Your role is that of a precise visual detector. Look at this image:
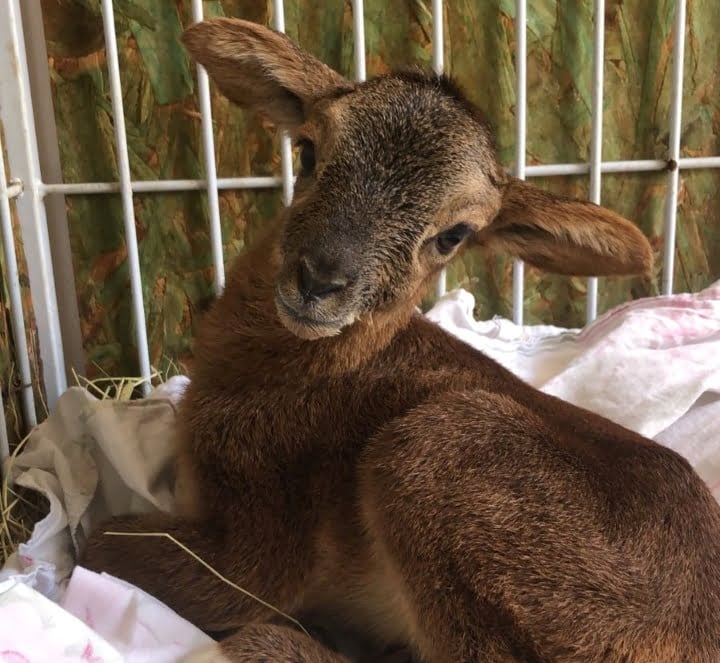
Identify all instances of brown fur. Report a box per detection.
[82,18,720,663]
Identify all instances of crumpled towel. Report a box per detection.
[0,378,190,600]
[0,577,123,662]
[0,377,211,662]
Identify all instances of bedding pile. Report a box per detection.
[2,281,719,661]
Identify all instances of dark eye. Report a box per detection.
[435,223,472,256]
[297,139,316,176]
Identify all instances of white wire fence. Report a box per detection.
[0,0,716,449]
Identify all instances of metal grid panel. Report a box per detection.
[0,0,714,441]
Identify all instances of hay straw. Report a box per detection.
[0,428,34,563]
[72,366,161,401]
[70,357,183,402]
[104,531,309,636]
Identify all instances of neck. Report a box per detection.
[192,222,418,382]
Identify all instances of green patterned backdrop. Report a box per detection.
[1,0,719,436]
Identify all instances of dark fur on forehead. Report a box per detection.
[394,69,492,130]
[349,68,494,135]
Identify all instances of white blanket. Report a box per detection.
[2,281,720,661]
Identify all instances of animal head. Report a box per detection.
[183,19,653,340]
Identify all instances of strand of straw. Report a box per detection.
[104,531,309,636]
[1,430,32,561]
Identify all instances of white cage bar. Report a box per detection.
[512,0,527,326]
[586,0,606,324]
[352,0,367,83]
[191,0,225,293]
[0,122,35,430]
[28,155,720,200]
[432,0,447,298]
[663,0,687,296]
[0,0,717,446]
[28,154,720,200]
[100,0,152,396]
[272,0,296,207]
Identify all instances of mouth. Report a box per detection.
[274,292,346,340]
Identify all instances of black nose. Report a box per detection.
[298,255,348,303]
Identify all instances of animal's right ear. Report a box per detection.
[182,18,352,131]
[477,177,654,277]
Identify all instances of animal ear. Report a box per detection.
[477,178,653,276]
[182,18,351,130]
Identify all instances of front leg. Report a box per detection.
[81,513,305,633]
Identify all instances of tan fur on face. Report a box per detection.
[294,97,353,182]
[429,175,505,237]
[78,18,720,663]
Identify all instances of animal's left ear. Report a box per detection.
[182,18,351,131]
[476,177,653,276]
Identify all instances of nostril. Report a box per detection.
[312,279,347,298]
[297,257,348,302]
[298,259,314,297]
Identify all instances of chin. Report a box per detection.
[274,296,350,340]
